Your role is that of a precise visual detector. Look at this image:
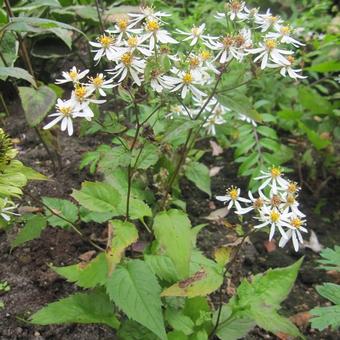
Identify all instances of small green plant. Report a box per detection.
[310,246,340,331]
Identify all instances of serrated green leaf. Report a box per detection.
[145,255,179,282]
[316,283,340,305]
[106,220,138,275]
[165,308,195,335]
[106,259,166,340]
[310,304,340,331]
[185,162,211,196]
[72,181,121,213]
[19,86,57,127]
[318,246,340,271]
[0,67,36,87]
[257,126,278,139]
[11,215,47,249]
[30,290,119,328]
[118,320,159,340]
[42,197,78,228]
[53,253,108,288]
[131,143,160,170]
[153,210,193,279]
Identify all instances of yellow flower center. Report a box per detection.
[90,75,104,87]
[68,70,78,81]
[59,106,72,117]
[280,26,291,35]
[222,36,234,47]
[270,210,280,223]
[291,217,302,229]
[287,55,295,64]
[228,187,239,200]
[182,72,193,84]
[234,35,245,47]
[253,198,263,209]
[271,195,281,207]
[98,35,114,48]
[74,85,87,101]
[269,15,278,23]
[200,50,211,61]
[146,20,160,32]
[265,39,277,50]
[118,18,128,31]
[121,52,133,66]
[189,57,200,69]
[287,181,298,193]
[286,194,295,206]
[270,166,281,178]
[128,36,138,47]
[230,1,241,11]
[191,26,200,36]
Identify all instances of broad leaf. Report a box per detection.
[310,305,340,331]
[153,210,193,279]
[19,86,57,127]
[11,215,47,249]
[0,67,36,87]
[118,320,159,340]
[145,255,179,282]
[72,181,121,213]
[53,253,108,288]
[131,143,160,170]
[106,259,166,340]
[30,290,119,328]
[165,308,195,335]
[106,220,138,275]
[42,197,78,228]
[185,162,211,196]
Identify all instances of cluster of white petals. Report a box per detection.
[43,1,306,136]
[0,197,19,222]
[216,167,307,252]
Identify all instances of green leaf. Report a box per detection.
[307,61,340,73]
[298,86,332,115]
[106,220,138,275]
[19,86,57,127]
[30,290,119,329]
[257,126,278,139]
[53,253,108,288]
[165,308,195,335]
[0,32,18,68]
[316,283,340,305]
[153,210,193,279]
[161,266,223,298]
[185,162,211,197]
[20,165,47,181]
[118,320,159,340]
[0,67,36,87]
[131,143,160,170]
[215,306,255,340]
[72,181,121,213]
[145,255,179,282]
[11,215,47,249]
[106,259,166,340]
[318,246,340,271]
[42,197,78,228]
[310,305,340,331]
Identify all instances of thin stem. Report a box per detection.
[0,94,10,116]
[23,189,105,252]
[209,230,253,339]
[253,125,264,168]
[95,0,105,33]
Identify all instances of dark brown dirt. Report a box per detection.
[1,96,339,340]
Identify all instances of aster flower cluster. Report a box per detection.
[43,2,305,137]
[216,166,307,252]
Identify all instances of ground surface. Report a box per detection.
[0,100,339,339]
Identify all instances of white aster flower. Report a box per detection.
[279,216,308,252]
[280,192,305,218]
[247,39,293,69]
[203,115,225,135]
[107,52,145,86]
[216,186,251,211]
[199,50,219,74]
[255,166,289,194]
[207,35,235,64]
[176,24,209,46]
[236,190,266,214]
[143,19,178,50]
[86,74,116,96]
[256,9,283,32]
[107,17,142,43]
[128,6,171,27]
[150,71,173,93]
[43,98,80,136]
[55,66,89,84]
[89,34,119,62]
[254,206,290,240]
[166,105,188,119]
[0,198,19,222]
[238,113,257,126]
[165,70,207,100]
[215,1,247,21]
[266,25,305,47]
